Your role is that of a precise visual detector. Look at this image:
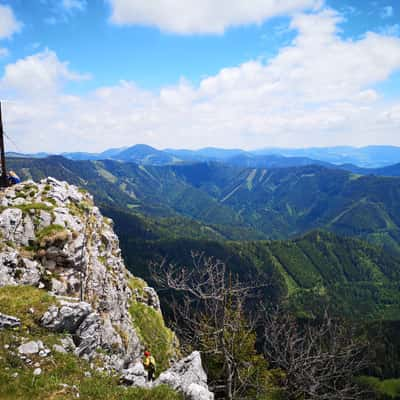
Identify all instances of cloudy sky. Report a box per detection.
[0,0,399,153]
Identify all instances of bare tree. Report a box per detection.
[262,307,371,400]
[151,251,271,400]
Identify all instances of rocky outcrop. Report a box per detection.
[41,300,92,332]
[0,312,20,329]
[155,352,214,400]
[0,178,144,370]
[0,178,213,398]
[121,351,214,400]
[121,362,148,387]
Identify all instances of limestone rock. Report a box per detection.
[53,344,67,354]
[0,179,144,369]
[143,287,161,311]
[0,178,195,388]
[186,384,214,400]
[40,301,92,332]
[18,340,44,355]
[0,251,41,287]
[60,336,76,352]
[121,362,148,387]
[74,313,101,358]
[0,312,21,329]
[155,352,214,400]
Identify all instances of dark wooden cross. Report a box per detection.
[0,101,8,188]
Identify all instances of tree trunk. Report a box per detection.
[226,360,233,400]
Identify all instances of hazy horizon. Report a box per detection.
[7,142,400,155]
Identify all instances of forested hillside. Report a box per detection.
[9,157,400,254]
[116,230,400,320]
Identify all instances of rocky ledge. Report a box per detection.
[0,178,213,400]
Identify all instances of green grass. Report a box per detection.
[129,302,178,373]
[0,285,183,400]
[36,224,68,244]
[41,196,57,207]
[15,203,54,214]
[128,277,147,298]
[0,338,182,400]
[0,286,56,331]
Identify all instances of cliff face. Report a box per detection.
[0,178,214,400]
[0,178,173,369]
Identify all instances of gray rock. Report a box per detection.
[0,312,21,329]
[0,251,41,287]
[33,368,42,376]
[53,344,67,354]
[18,341,41,355]
[143,287,161,311]
[60,336,76,352]
[0,178,183,378]
[38,210,52,229]
[39,348,51,357]
[74,313,101,357]
[186,384,214,400]
[155,352,214,400]
[121,362,148,387]
[41,301,92,333]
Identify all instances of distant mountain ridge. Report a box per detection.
[7,144,400,168]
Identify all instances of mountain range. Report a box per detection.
[8,156,400,255]
[7,144,400,169]
[9,155,400,319]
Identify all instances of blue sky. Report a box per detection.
[0,0,399,152]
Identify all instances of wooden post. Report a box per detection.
[0,101,8,188]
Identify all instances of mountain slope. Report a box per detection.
[120,230,400,320]
[9,157,400,253]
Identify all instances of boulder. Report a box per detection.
[0,208,35,246]
[155,352,214,400]
[74,313,101,358]
[18,340,44,355]
[41,301,92,332]
[0,251,41,287]
[0,312,21,329]
[121,362,148,387]
[186,384,215,400]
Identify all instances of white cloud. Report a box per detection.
[2,10,400,153]
[62,0,87,12]
[43,0,86,25]
[0,47,9,57]
[0,4,22,39]
[108,0,322,34]
[1,49,90,96]
[381,5,394,19]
